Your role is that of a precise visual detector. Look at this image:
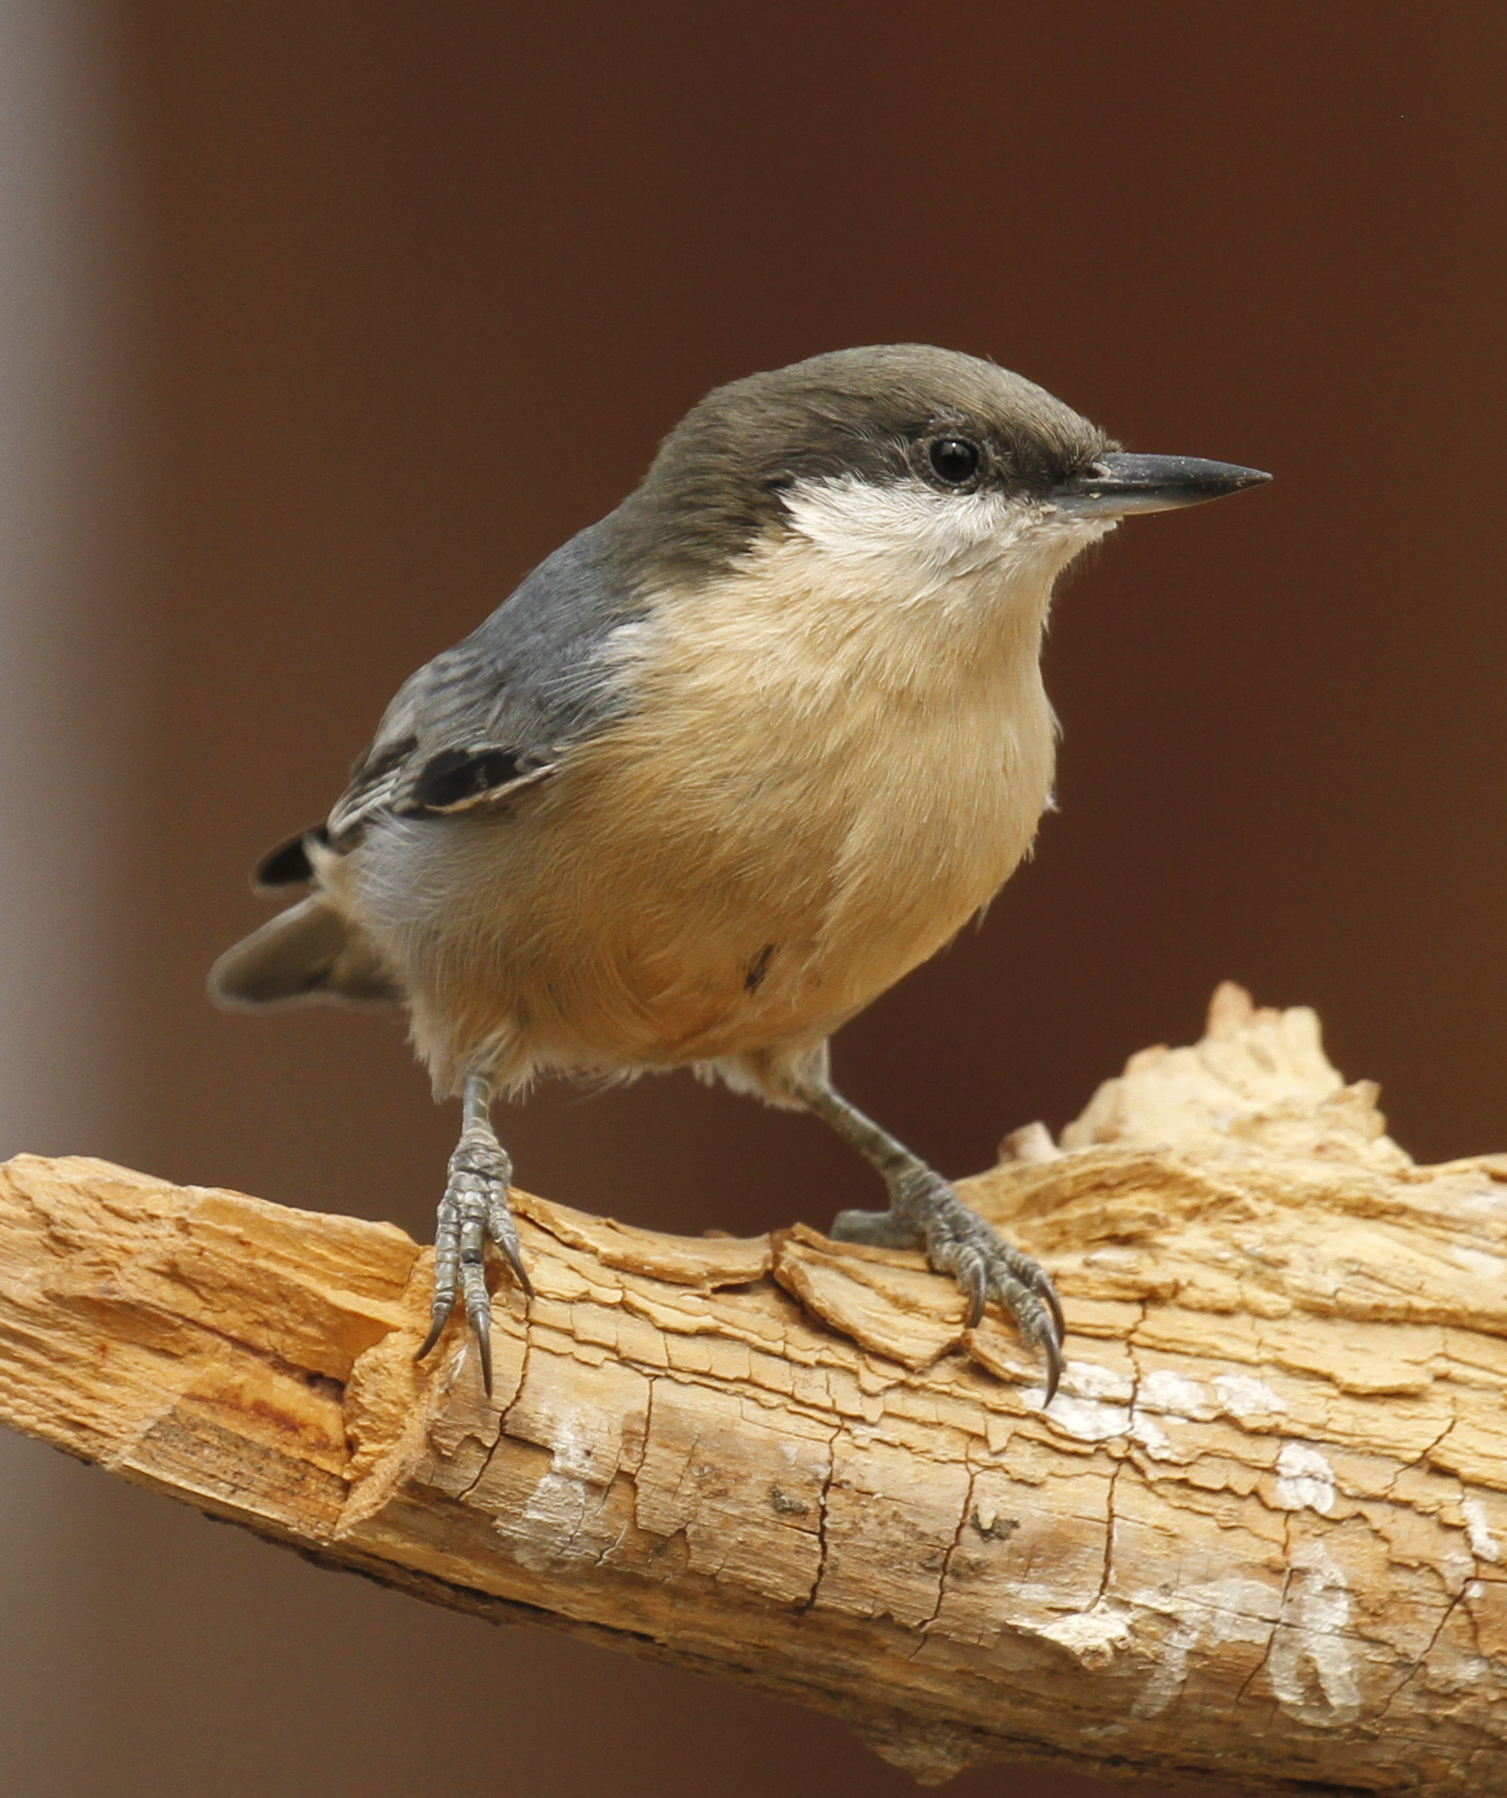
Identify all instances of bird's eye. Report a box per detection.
[927,437,981,485]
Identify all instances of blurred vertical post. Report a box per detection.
[0,0,144,1786]
[0,1,139,1153]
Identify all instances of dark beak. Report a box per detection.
[1050,452,1272,517]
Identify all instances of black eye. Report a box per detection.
[927,437,981,485]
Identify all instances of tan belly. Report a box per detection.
[404,664,1055,1083]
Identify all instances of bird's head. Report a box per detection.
[623,344,1268,606]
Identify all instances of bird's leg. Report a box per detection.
[415,1070,532,1395]
[795,1078,1064,1402]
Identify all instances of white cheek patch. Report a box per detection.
[778,472,1113,584]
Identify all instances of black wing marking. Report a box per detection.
[395,745,557,817]
[329,730,557,841]
[411,745,521,808]
[254,825,331,890]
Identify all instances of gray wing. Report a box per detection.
[325,513,647,848]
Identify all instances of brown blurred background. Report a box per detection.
[1,4,1503,1795]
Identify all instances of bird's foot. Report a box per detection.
[415,1125,533,1395]
[831,1173,1064,1402]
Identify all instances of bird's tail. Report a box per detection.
[208,896,403,1009]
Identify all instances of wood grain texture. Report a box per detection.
[1,985,1504,1793]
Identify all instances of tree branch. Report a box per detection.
[1,985,1504,1793]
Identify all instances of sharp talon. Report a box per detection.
[501,1240,535,1299]
[1036,1270,1067,1347]
[472,1318,494,1396]
[415,1312,449,1362]
[1040,1331,1063,1407]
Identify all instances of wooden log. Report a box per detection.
[1,984,1504,1793]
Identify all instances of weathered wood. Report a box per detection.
[1,984,1504,1793]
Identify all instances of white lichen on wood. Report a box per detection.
[1,984,1504,1793]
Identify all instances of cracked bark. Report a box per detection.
[2,985,1506,1795]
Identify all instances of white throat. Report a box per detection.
[627,472,1115,715]
[778,472,1116,604]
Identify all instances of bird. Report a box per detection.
[209,344,1269,1405]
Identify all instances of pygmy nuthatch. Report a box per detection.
[210,344,1269,1402]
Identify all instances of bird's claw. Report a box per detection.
[832,1174,1065,1404]
[415,1127,529,1393]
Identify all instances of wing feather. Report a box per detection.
[311,513,644,851]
